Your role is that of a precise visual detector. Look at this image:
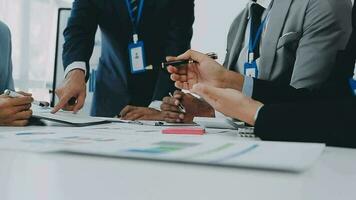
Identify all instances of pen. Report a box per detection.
[162,52,218,69]
[4,89,50,108]
[169,92,186,113]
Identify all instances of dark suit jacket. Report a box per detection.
[251,5,356,105]
[63,0,194,117]
[254,98,356,148]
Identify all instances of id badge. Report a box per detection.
[128,41,146,74]
[349,78,356,96]
[244,61,258,78]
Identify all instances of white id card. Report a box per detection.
[128,41,146,74]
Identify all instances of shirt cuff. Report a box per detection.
[254,105,264,121]
[242,76,254,97]
[64,62,87,78]
[149,100,162,111]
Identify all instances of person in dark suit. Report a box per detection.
[52,0,195,118]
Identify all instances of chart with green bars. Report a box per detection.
[127,141,199,154]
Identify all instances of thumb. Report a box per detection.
[177,50,207,63]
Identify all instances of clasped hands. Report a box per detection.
[161,50,263,125]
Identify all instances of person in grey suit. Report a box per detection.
[160,0,353,123]
[0,21,33,126]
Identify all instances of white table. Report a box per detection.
[1,125,356,200]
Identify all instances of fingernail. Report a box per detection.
[179,114,184,119]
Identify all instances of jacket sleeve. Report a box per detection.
[254,98,356,148]
[62,0,99,80]
[151,0,195,101]
[288,0,349,89]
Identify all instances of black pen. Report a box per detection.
[162,52,218,69]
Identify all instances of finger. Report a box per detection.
[174,81,185,90]
[8,96,33,106]
[73,92,86,114]
[124,113,142,121]
[17,91,32,96]
[165,111,184,119]
[176,50,208,63]
[10,110,33,121]
[62,105,75,111]
[170,74,188,82]
[163,96,180,106]
[52,95,72,114]
[173,90,184,99]
[120,106,135,117]
[8,120,29,127]
[13,104,32,113]
[166,56,177,62]
[167,66,179,74]
[160,103,180,112]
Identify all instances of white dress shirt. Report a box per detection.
[239,0,273,97]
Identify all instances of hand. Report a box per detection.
[52,69,86,114]
[120,106,164,121]
[160,90,215,123]
[191,84,264,125]
[167,50,244,91]
[0,95,33,126]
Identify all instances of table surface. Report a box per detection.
[1,125,356,200]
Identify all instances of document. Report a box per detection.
[32,107,109,126]
[63,135,324,172]
[0,126,325,172]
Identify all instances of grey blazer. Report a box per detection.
[0,21,14,93]
[224,0,352,89]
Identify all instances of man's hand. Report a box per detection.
[167,50,244,91]
[52,69,86,114]
[0,95,33,126]
[160,90,215,123]
[120,106,164,121]
[191,84,263,126]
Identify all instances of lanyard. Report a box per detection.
[125,0,145,36]
[248,12,269,63]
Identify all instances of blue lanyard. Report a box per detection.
[248,14,269,62]
[125,0,145,34]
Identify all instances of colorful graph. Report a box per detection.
[127,141,199,154]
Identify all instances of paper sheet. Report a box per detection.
[0,126,325,172]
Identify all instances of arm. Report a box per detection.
[62,0,99,81]
[53,0,98,113]
[255,98,356,148]
[288,0,347,89]
[151,0,195,101]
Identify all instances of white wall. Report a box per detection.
[192,0,249,63]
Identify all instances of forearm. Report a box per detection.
[220,70,245,91]
[254,98,356,148]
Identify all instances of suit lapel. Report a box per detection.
[227,5,249,69]
[259,0,292,78]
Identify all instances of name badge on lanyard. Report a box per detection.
[244,14,268,78]
[125,0,146,74]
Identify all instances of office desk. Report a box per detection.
[0,126,356,200]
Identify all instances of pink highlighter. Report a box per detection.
[162,127,206,135]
